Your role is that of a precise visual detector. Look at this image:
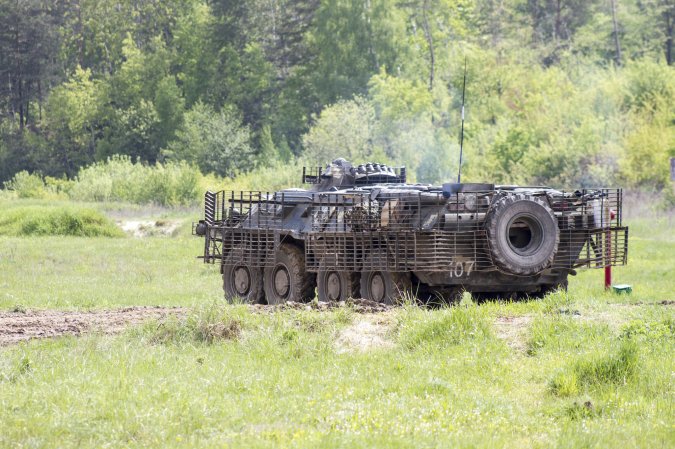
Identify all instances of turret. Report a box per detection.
[302,158,406,191]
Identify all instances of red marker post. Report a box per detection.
[604,208,616,290]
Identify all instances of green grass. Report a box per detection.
[0,199,673,448]
[0,201,124,237]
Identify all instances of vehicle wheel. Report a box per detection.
[317,268,359,302]
[222,253,264,304]
[264,244,316,304]
[486,194,559,275]
[360,270,412,305]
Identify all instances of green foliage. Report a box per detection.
[44,66,102,176]
[0,204,123,237]
[70,155,200,206]
[163,102,255,177]
[619,319,675,341]
[222,158,301,193]
[623,60,675,112]
[620,116,675,189]
[145,304,247,345]
[549,339,640,397]
[397,306,493,349]
[526,316,609,356]
[0,0,674,196]
[303,97,377,163]
[3,171,49,199]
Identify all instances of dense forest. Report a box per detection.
[0,0,673,194]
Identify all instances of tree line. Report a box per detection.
[0,0,673,191]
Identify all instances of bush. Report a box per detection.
[0,205,124,237]
[3,171,48,199]
[163,102,255,177]
[69,155,200,206]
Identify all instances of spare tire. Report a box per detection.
[486,194,559,275]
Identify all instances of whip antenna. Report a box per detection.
[457,58,467,183]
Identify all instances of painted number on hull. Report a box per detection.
[449,261,475,278]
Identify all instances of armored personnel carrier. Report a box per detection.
[194,159,628,304]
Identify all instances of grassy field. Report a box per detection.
[0,199,673,448]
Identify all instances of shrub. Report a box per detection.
[0,205,124,237]
[3,171,48,199]
[69,155,201,206]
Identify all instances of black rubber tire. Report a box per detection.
[264,244,316,304]
[486,194,559,275]
[317,268,359,302]
[222,253,265,304]
[360,269,412,305]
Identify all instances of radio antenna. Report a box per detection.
[457,57,467,184]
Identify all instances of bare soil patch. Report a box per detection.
[0,300,392,347]
[335,314,395,353]
[494,315,534,352]
[117,220,181,237]
[0,306,186,346]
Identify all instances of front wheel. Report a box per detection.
[222,252,264,304]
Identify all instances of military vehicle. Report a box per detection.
[194,159,628,304]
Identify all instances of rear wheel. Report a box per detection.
[222,253,264,304]
[360,270,412,305]
[264,244,315,304]
[317,269,359,302]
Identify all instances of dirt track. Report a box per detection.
[0,307,187,346]
[0,300,391,347]
[6,300,666,348]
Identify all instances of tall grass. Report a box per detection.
[396,305,494,350]
[0,203,123,237]
[549,339,640,397]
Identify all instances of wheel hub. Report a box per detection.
[507,214,543,256]
[273,265,291,298]
[370,273,386,302]
[326,272,341,301]
[233,266,251,295]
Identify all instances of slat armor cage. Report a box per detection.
[199,188,627,276]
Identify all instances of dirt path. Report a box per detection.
[0,307,187,346]
[5,301,667,348]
